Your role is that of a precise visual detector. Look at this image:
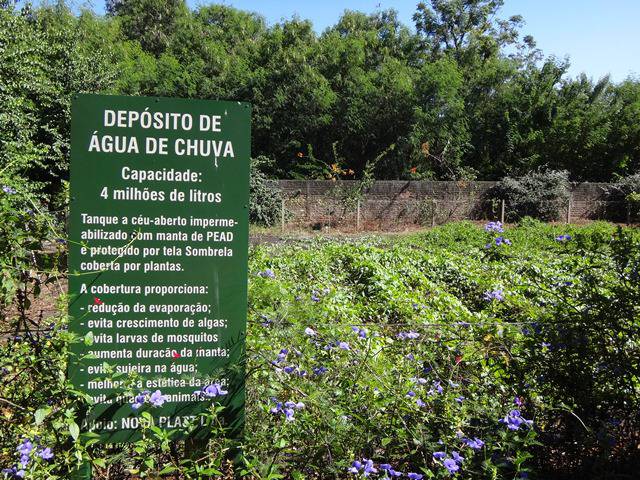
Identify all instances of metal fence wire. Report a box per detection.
[272,180,636,232]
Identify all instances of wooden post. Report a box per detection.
[627,203,631,225]
[356,198,361,232]
[500,199,505,224]
[566,197,571,224]
[305,181,310,222]
[281,197,285,233]
[431,200,437,228]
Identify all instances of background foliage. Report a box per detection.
[1,0,640,205]
[491,169,570,221]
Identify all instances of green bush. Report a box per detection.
[249,156,283,227]
[2,222,639,478]
[611,173,640,219]
[492,170,570,221]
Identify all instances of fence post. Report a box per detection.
[627,203,631,225]
[281,197,285,233]
[500,199,505,224]
[566,196,572,224]
[431,200,437,228]
[356,198,361,232]
[305,181,310,222]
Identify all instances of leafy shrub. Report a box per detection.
[610,173,640,219]
[2,222,640,479]
[612,172,640,195]
[249,156,283,226]
[0,177,61,318]
[492,169,570,221]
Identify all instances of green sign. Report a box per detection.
[68,94,250,443]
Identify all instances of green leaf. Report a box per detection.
[69,420,80,440]
[159,466,178,474]
[34,407,50,425]
[199,467,223,475]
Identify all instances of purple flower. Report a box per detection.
[398,331,420,340]
[313,366,328,375]
[555,234,571,242]
[272,348,288,364]
[484,221,504,233]
[258,268,275,278]
[407,474,423,480]
[451,451,464,464]
[304,327,316,336]
[351,326,367,338]
[2,467,25,478]
[380,463,402,478]
[433,451,446,460]
[271,399,304,421]
[483,290,504,301]
[149,390,168,407]
[463,437,484,450]
[198,383,228,398]
[311,294,320,302]
[349,458,377,476]
[455,396,465,403]
[406,390,416,397]
[338,341,350,350]
[16,440,33,457]
[493,236,512,247]
[443,458,459,474]
[499,409,533,431]
[37,447,53,460]
[2,185,16,195]
[416,398,426,407]
[362,459,377,476]
[514,396,523,406]
[259,314,271,327]
[348,459,363,474]
[131,391,148,410]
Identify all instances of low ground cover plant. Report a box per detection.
[1,221,639,479]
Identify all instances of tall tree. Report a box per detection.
[106,0,188,56]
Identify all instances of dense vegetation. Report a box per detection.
[2,0,640,208]
[2,0,640,477]
[2,221,639,478]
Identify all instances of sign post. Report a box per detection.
[67,94,250,445]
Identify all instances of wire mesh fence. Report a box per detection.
[274,180,637,232]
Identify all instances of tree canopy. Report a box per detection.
[1,0,639,201]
